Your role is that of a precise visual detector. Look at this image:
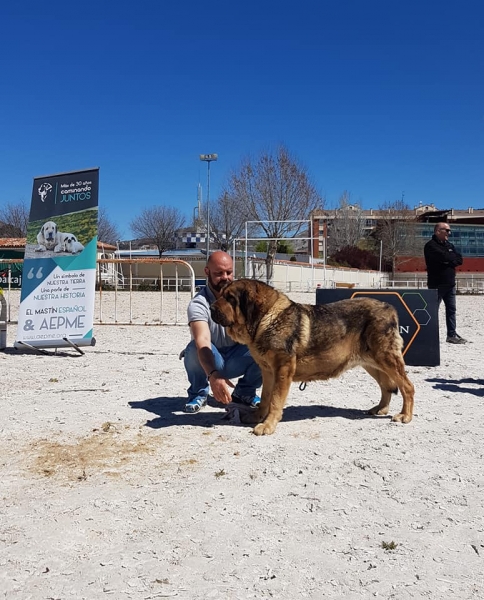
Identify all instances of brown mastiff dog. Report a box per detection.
[210,279,415,436]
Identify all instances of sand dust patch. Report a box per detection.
[27,424,159,481]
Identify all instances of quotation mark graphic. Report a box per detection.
[27,266,44,279]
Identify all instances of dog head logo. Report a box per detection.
[38,183,53,202]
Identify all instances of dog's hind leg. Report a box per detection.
[364,366,396,417]
[389,362,415,424]
[367,359,415,423]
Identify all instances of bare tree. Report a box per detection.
[209,191,248,251]
[0,200,29,237]
[129,206,185,256]
[326,191,365,257]
[374,198,419,274]
[224,145,324,281]
[98,207,121,245]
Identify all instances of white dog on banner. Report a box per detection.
[36,221,59,251]
[36,221,84,254]
[57,232,85,254]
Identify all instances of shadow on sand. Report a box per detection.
[129,396,382,430]
[426,377,484,398]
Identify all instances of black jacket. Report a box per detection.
[424,235,463,287]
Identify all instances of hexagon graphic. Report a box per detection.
[401,292,432,327]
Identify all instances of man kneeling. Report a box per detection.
[182,251,262,413]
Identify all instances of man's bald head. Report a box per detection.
[434,222,451,241]
[205,251,234,295]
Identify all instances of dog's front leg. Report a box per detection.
[253,358,295,436]
[241,369,273,426]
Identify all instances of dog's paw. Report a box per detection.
[391,412,412,424]
[253,421,277,436]
[368,404,390,416]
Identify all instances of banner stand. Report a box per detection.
[14,338,92,356]
[15,340,52,355]
[15,168,99,352]
[62,337,88,355]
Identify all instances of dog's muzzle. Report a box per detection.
[210,303,230,327]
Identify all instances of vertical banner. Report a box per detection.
[15,168,99,349]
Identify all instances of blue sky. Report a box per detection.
[1,0,483,238]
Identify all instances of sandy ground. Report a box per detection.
[1,291,483,599]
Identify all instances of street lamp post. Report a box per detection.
[199,153,218,258]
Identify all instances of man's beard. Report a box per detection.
[207,272,230,293]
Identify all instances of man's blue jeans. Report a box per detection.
[183,341,262,402]
[432,284,457,337]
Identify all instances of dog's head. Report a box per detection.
[63,234,78,251]
[210,279,276,343]
[41,221,57,243]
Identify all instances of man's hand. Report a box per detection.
[209,373,234,405]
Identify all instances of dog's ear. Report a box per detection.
[238,288,249,320]
[237,283,263,338]
[238,286,257,325]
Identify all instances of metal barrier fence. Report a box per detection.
[0,258,197,326]
[96,259,196,325]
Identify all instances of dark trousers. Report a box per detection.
[430,284,457,338]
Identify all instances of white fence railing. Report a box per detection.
[250,259,389,291]
[388,276,484,293]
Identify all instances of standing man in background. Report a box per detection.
[424,222,467,344]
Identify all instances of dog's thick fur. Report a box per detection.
[210,279,415,436]
[36,221,58,251]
